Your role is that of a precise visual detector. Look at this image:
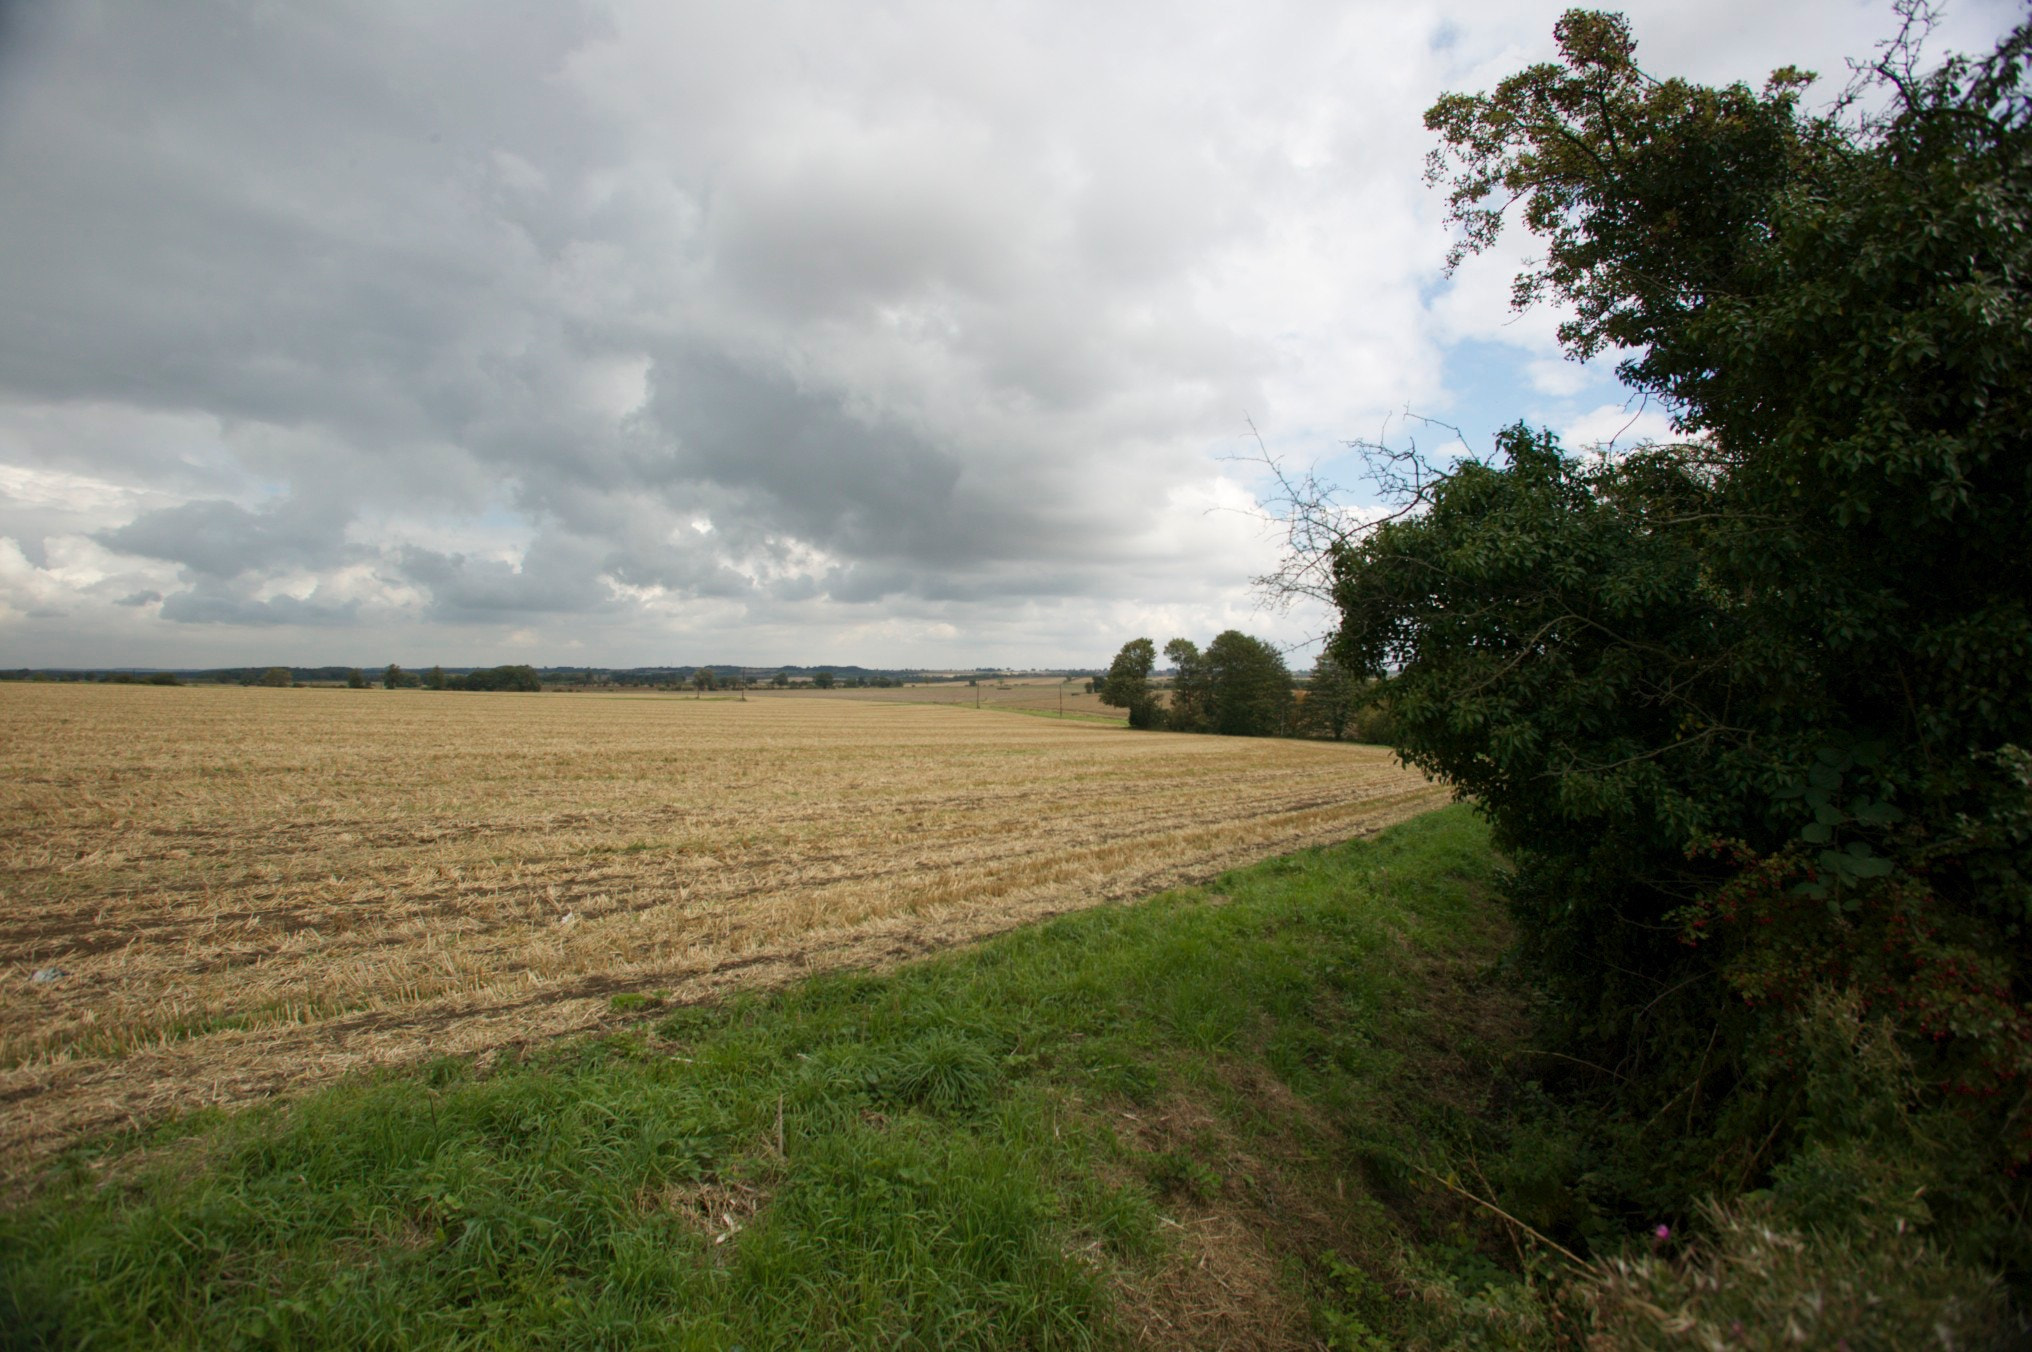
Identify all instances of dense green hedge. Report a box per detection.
[1333,8,2032,1281]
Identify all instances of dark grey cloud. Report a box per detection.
[641,346,985,563]
[95,497,353,578]
[159,589,359,627]
[0,4,608,433]
[393,537,615,622]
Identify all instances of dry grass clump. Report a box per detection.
[0,683,1438,1179]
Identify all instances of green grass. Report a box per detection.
[1,806,1541,1350]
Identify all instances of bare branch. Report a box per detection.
[1227,412,1479,626]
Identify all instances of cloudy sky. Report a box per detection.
[0,0,2018,670]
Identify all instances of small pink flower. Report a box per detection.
[1654,1224,1671,1242]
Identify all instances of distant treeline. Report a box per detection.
[381,664,542,692]
[1,663,1105,689]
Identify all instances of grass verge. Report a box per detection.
[3,805,1556,1350]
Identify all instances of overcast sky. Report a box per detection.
[0,0,2018,670]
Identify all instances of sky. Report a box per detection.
[0,0,2019,670]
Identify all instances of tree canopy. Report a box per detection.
[1199,631,1293,738]
[1295,650,1359,742]
[458,664,542,693]
[1099,638,1160,729]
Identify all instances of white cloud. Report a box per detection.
[0,0,2020,666]
[0,463,160,515]
[1559,402,1681,452]
[1527,359,1595,399]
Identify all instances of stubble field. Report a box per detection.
[0,682,1441,1184]
[773,675,1122,720]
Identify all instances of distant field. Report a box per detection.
[0,684,1438,1181]
[749,675,1123,721]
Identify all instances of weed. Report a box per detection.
[1139,1149,1221,1204]
[879,1031,1003,1115]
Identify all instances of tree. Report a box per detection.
[812,670,834,690]
[694,667,715,696]
[1296,651,1358,741]
[1202,631,1292,737]
[1317,4,2032,1260]
[461,664,541,693]
[423,665,447,691]
[1098,638,1161,729]
[382,664,404,690]
[1162,639,1208,732]
[1424,9,1828,394]
[1157,633,1290,736]
[346,668,367,689]
[261,666,292,688]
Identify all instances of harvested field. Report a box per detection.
[771,675,1125,721]
[0,682,1441,1183]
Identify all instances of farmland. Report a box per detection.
[1,682,1438,1182]
[765,674,1123,721]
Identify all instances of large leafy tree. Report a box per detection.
[1158,633,1292,736]
[1201,631,1293,738]
[1162,638,1209,732]
[1331,5,2032,1255]
[1296,650,1359,742]
[1100,638,1161,728]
